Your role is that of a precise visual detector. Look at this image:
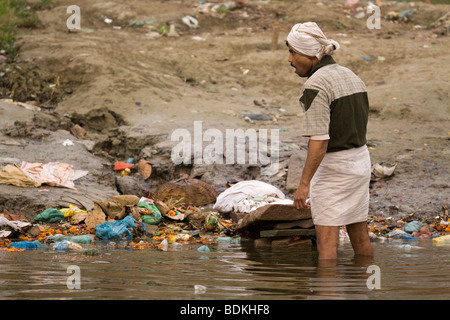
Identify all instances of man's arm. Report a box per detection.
[294,139,328,210]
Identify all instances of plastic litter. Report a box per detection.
[33,208,65,223]
[433,235,450,247]
[371,162,397,181]
[60,205,86,218]
[0,216,31,231]
[138,197,162,224]
[54,240,83,251]
[160,239,168,251]
[197,245,210,253]
[204,212,222,232]
[20,161,88,190]
[50,234,93,244]
[388,229,408,238]
[182,15,198,28]
[9,240,44,250]
[114,161,134,171]
[216,236,241,244]
[95,216,139,240]
[403,221,424,233]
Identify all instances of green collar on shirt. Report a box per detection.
[308,55,336,78]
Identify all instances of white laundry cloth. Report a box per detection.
[213,180,291,213]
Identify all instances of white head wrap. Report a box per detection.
[286,22,340,60]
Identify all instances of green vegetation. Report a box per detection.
[0,0,53,61]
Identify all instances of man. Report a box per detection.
[287,22,373,260]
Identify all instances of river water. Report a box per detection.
[1,238,449,300]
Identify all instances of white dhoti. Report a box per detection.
[310,145,371,226]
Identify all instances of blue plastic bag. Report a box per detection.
[10,240,47,250]
[95,216,138,240]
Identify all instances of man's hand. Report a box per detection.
[294,183,310,210]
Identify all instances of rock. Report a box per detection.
[143,223,159,235]
[115,175,151,197]
[254,238,272,248]
[27,225,42,237]
[271,237,293,247]
[69,210,88,224]
[167,24,179,37]
[70,124,88,139]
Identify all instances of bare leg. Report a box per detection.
[314,225,340,260]
[346,221,374,257]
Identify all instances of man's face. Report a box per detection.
[287,46,317,78]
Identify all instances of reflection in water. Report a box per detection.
[1,238,450,300]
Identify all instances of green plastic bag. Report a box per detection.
[138,201,162,225]
[204,213,223,232]
[33,208,65,223]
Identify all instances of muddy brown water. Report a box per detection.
[1,239,449,300]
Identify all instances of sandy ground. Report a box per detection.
[0,0,449,219]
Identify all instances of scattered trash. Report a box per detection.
[216,236,241,244]
[60,205,86,218]
[192,36,206,41]
[204,212,223,232]
[129,19,154,27]
[194,284,207,294]
[114,161,134,171]
[137,159,152,180]
[33,208,65,223]
[0,161,88,190]
[0,99,41,112]
[388,229,408,239]
[371,161,397,182]
[138,197,162,224]
[95,216,142,240]
[403,220,424,233]
[62,139,74,146]
[54,240,83,251]
[197,245,210,253]
[49,234,93,244]
[355,11,365,19]
[159,238,168,251]
[433,235,450,247]
[182,15,198,28]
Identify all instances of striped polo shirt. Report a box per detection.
[299,55,369,153]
